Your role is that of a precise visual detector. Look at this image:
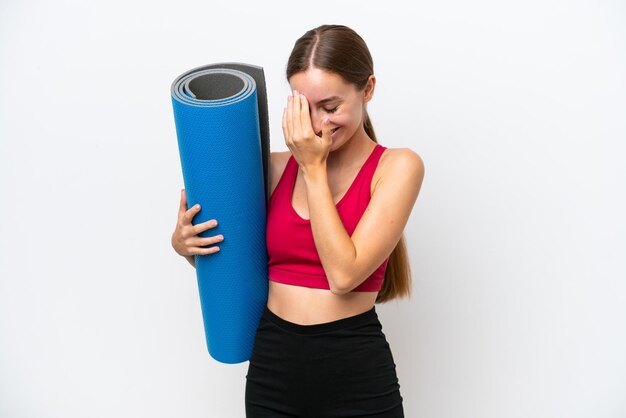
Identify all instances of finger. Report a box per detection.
[286,94,293,142]
[190,234,224,247]
[321,117,332,144]
[182,203,201,225]
[292,91,302,141]
[299,94,314,136]
[178,188,188,216]
[189,245,221,256]
[282,106,289,143]
[192,218,218,236]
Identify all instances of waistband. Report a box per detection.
[263,305,378,335]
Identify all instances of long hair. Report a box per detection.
[286,24,412,304]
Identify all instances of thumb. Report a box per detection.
[321,117,332,143]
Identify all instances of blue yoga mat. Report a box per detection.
[170,63,270,364]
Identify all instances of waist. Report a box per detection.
[267,280,378,325]
[262,304,378,334]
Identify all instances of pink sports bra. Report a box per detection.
[266,143,389,292]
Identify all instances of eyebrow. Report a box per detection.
[315,96,342,105]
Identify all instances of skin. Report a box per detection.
[172,67,425,325]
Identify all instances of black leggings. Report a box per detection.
[245,305,404,417]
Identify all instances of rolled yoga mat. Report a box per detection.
[170,63,270,364]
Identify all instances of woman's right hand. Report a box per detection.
[171,189,224,262]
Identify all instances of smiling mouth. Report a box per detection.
[318,127,340,137]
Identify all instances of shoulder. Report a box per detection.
[269,151,292,194]
[270,150,292,175]
[380,147,424,169]
[374,147,425,193]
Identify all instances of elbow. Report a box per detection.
[329,274,352,295]
[330,286,349,296]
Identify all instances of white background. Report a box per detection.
[1,0,625,417]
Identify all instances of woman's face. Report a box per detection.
[288,67,374,151]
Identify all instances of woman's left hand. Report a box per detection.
[282,90,332,171]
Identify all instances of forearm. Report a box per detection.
[185,255,196,268]
[301,163,356,294]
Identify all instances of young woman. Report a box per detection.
[172,24,425,418]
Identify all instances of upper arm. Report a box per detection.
[342,148,425,292]
[269,151,291,197]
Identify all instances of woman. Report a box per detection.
[172,24,425,418]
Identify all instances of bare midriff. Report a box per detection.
[267,280,378,325]
[266,143,387,325]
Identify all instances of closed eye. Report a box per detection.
[324,106,339,113]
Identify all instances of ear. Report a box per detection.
[363,75,376,103]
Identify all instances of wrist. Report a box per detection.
[301,162,327,183]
